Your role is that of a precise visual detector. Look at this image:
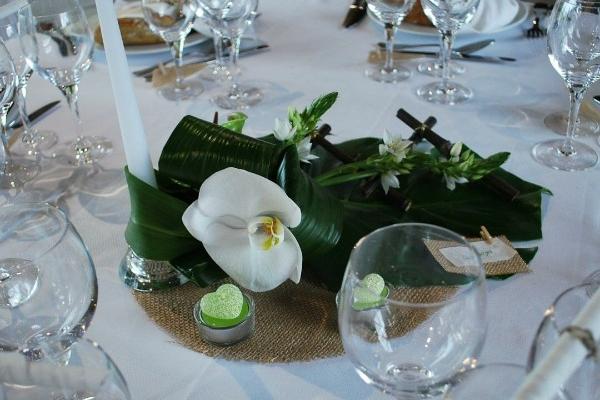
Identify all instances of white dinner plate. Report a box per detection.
[369,1,531,37]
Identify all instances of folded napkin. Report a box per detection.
[469,0,521,33]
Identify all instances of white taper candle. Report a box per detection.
[94,0,157,188]
[513,287,600,400]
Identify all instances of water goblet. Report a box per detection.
[531,0,600,171]
[366,0,416,83]
[0,0,57,153]
[0,202,97,359]
[197,0,262,110]
[416,0,480,105]
[0,336,131,400]
[142,0,204,101]
[19,0,113,167]
[338,223,486,399]
[528,283,600,400]
[0,40,39,189]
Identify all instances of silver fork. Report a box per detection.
[526,17,546,38]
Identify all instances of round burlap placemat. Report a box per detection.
[133,279,343,363]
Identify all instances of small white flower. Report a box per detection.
[443,173,469,191]
[296,137,319,164]
[449,142,463,163]
[182,168,303,292]
[380,170,400,194]
[273,118,296,142]
[379,129,413,162]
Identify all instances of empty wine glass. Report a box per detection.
[531,0,600,171]
[544,111,599,137]
[338,223,486,399]
[0,336,131,400]
[417,58,465,78]
[528,283,600,400]
[197,0,262,110]
[0,202,97,359]
[0,40,39,189]
[417,0,480,105]
[366,0,416,83]
[444,363,571,399]
[0,0,57,152]
[19,0,113,167]
[142,0,203,101]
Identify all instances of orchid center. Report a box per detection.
[248,216,285,251]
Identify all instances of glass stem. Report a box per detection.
[213,32,225,68]
[383,23,396,72]
[60,83,83,140]
[441,30,454,89]
[17,72,34,141]
[228,34,242,97]
[0,107,12,167]
[170,37,186,90]
[562,86,585,156]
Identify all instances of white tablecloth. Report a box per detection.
[5,1,600,398]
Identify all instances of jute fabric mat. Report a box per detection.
[134,279,457,363]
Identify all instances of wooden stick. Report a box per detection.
[396,109,521,201]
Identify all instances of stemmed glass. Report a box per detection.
[531,0,600,171]
[18,0,112,167]
[142,0,204,101]
[0,202,97,358]
[544,111,599,137]
[0,0,57,153]
[0,40,39,189]
[338,223,486,399]
[417,0,480,105]
[366,0,416,83]
[528,283,600,400]
[197,0,262,110]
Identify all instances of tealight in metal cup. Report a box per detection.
[193,294,255,346]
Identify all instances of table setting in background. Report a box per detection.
[1,0,600,399]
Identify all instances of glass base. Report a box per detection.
[0,258,39,308]
[52,136,113,167]
[544,111,599,137]
[417,81,473,105]
[199,63,238,83]
[159,81,204,101]
[119,248,188,292]
[417,60,465,78]
[0,158,40,189]
[365,63,411,83]
[531,139,598,171]
[212,85,263,110]
[22,129,59,151]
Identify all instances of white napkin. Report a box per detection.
[469,0,521,33]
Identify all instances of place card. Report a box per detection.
[425,236,530,276]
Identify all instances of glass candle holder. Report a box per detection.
[193,293,255,346]
[118,248,188,292]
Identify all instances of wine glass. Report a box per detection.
[528,283,600,400]
[544,111,599,137]
[366,0,416,83]
[0,336,131,400]
[417,57,465,78]
[0,40,39,189]
[0,0,57,153]
[142,0,204,101]
[0,202,97,359]
[197,0,262,110]
[444,363,571,399]
[416,0,480,105]
[531,0,600,171]
[18,0,113,167]
[338,223,486,398]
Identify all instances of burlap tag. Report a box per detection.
[134,279,459,363]
[424,236,530,276]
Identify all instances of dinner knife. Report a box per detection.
[378,39,495,54]
[342,0,367,28]
[397,50,516,63]
[8,100,61,130]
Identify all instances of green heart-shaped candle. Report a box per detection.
[353,273,389,311]
[200,284,248,328]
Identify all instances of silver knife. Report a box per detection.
[379,39,495,54]
[397,50,516,63]
[9,100,61,129]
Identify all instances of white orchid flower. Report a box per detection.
[378,129,413,162]
[273,118,296,142]
[182,167,303,292]
[380,170,400,194]
[296,137,319,164]
[449,142,463,163]
[443,173,469,191]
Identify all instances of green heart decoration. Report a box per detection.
[200,284,245,327]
